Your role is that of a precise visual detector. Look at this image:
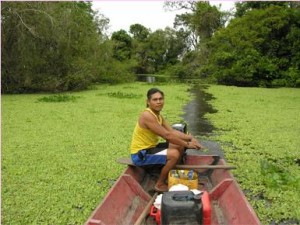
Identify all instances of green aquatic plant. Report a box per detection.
[106,91,143,99]
[37,94,81,102]
[206,85,300,224]
[2,82,190,224]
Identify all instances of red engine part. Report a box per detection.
[150,205,161,225]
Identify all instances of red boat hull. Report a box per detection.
[85,155,261,225]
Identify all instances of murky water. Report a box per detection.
[182,85,225,158]
[136,75,156,83]
[182,85,217,136]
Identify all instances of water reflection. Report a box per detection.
[136,74,170,83]
[136,75,156,83]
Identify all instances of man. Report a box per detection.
[130,88,203,192]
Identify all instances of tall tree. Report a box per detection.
[129,24,150,74]
[192,2,227,41]
[165,1,228,48]
[135,27,188,73]
[111,29,132,61]
[127,24,188,74]
[235,1,291,17]
[129,23,150,41]
[1,1,112,93]
[200,5,300,87]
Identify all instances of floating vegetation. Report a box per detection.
[2,83,188,225]
[260,159,300,189]
[37,94,81,102]
[206,85,300,224]
[106,91,142,99]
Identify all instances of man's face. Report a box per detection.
[147,92,164,112]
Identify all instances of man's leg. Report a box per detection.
[155,144,185,192]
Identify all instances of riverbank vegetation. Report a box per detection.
[2,1,300,93]
[206,85,300,224]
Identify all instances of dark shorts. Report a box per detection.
[131,142,168,166]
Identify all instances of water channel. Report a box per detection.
[181,85,225,158]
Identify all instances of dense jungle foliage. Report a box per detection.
[1,1,300,93]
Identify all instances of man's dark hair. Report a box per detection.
[147,88,164,100]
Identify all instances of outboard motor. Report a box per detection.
[172,123,187,134]
[172,122,188,163]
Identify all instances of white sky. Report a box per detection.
[92,1,236,34]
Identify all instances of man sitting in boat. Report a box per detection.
[130,88,203,192]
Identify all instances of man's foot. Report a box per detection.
[154,183,168,193]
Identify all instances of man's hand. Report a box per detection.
[190,137,204,150]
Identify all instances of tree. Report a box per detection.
[174,13,199,49]
[129,23,150,41]
[162,1,230,80]
[126,23,188,75]
[111,29,132,61]
[235,1,290,17]
[199,5,300,87]
[166,1,228,48]
[192,2,227,42]
[136,27,188,73]
[129,24,151,74]
[1,1,116,93]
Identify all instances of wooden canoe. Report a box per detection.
[85,155,261,225]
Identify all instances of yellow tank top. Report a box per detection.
[130,108,163,154]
